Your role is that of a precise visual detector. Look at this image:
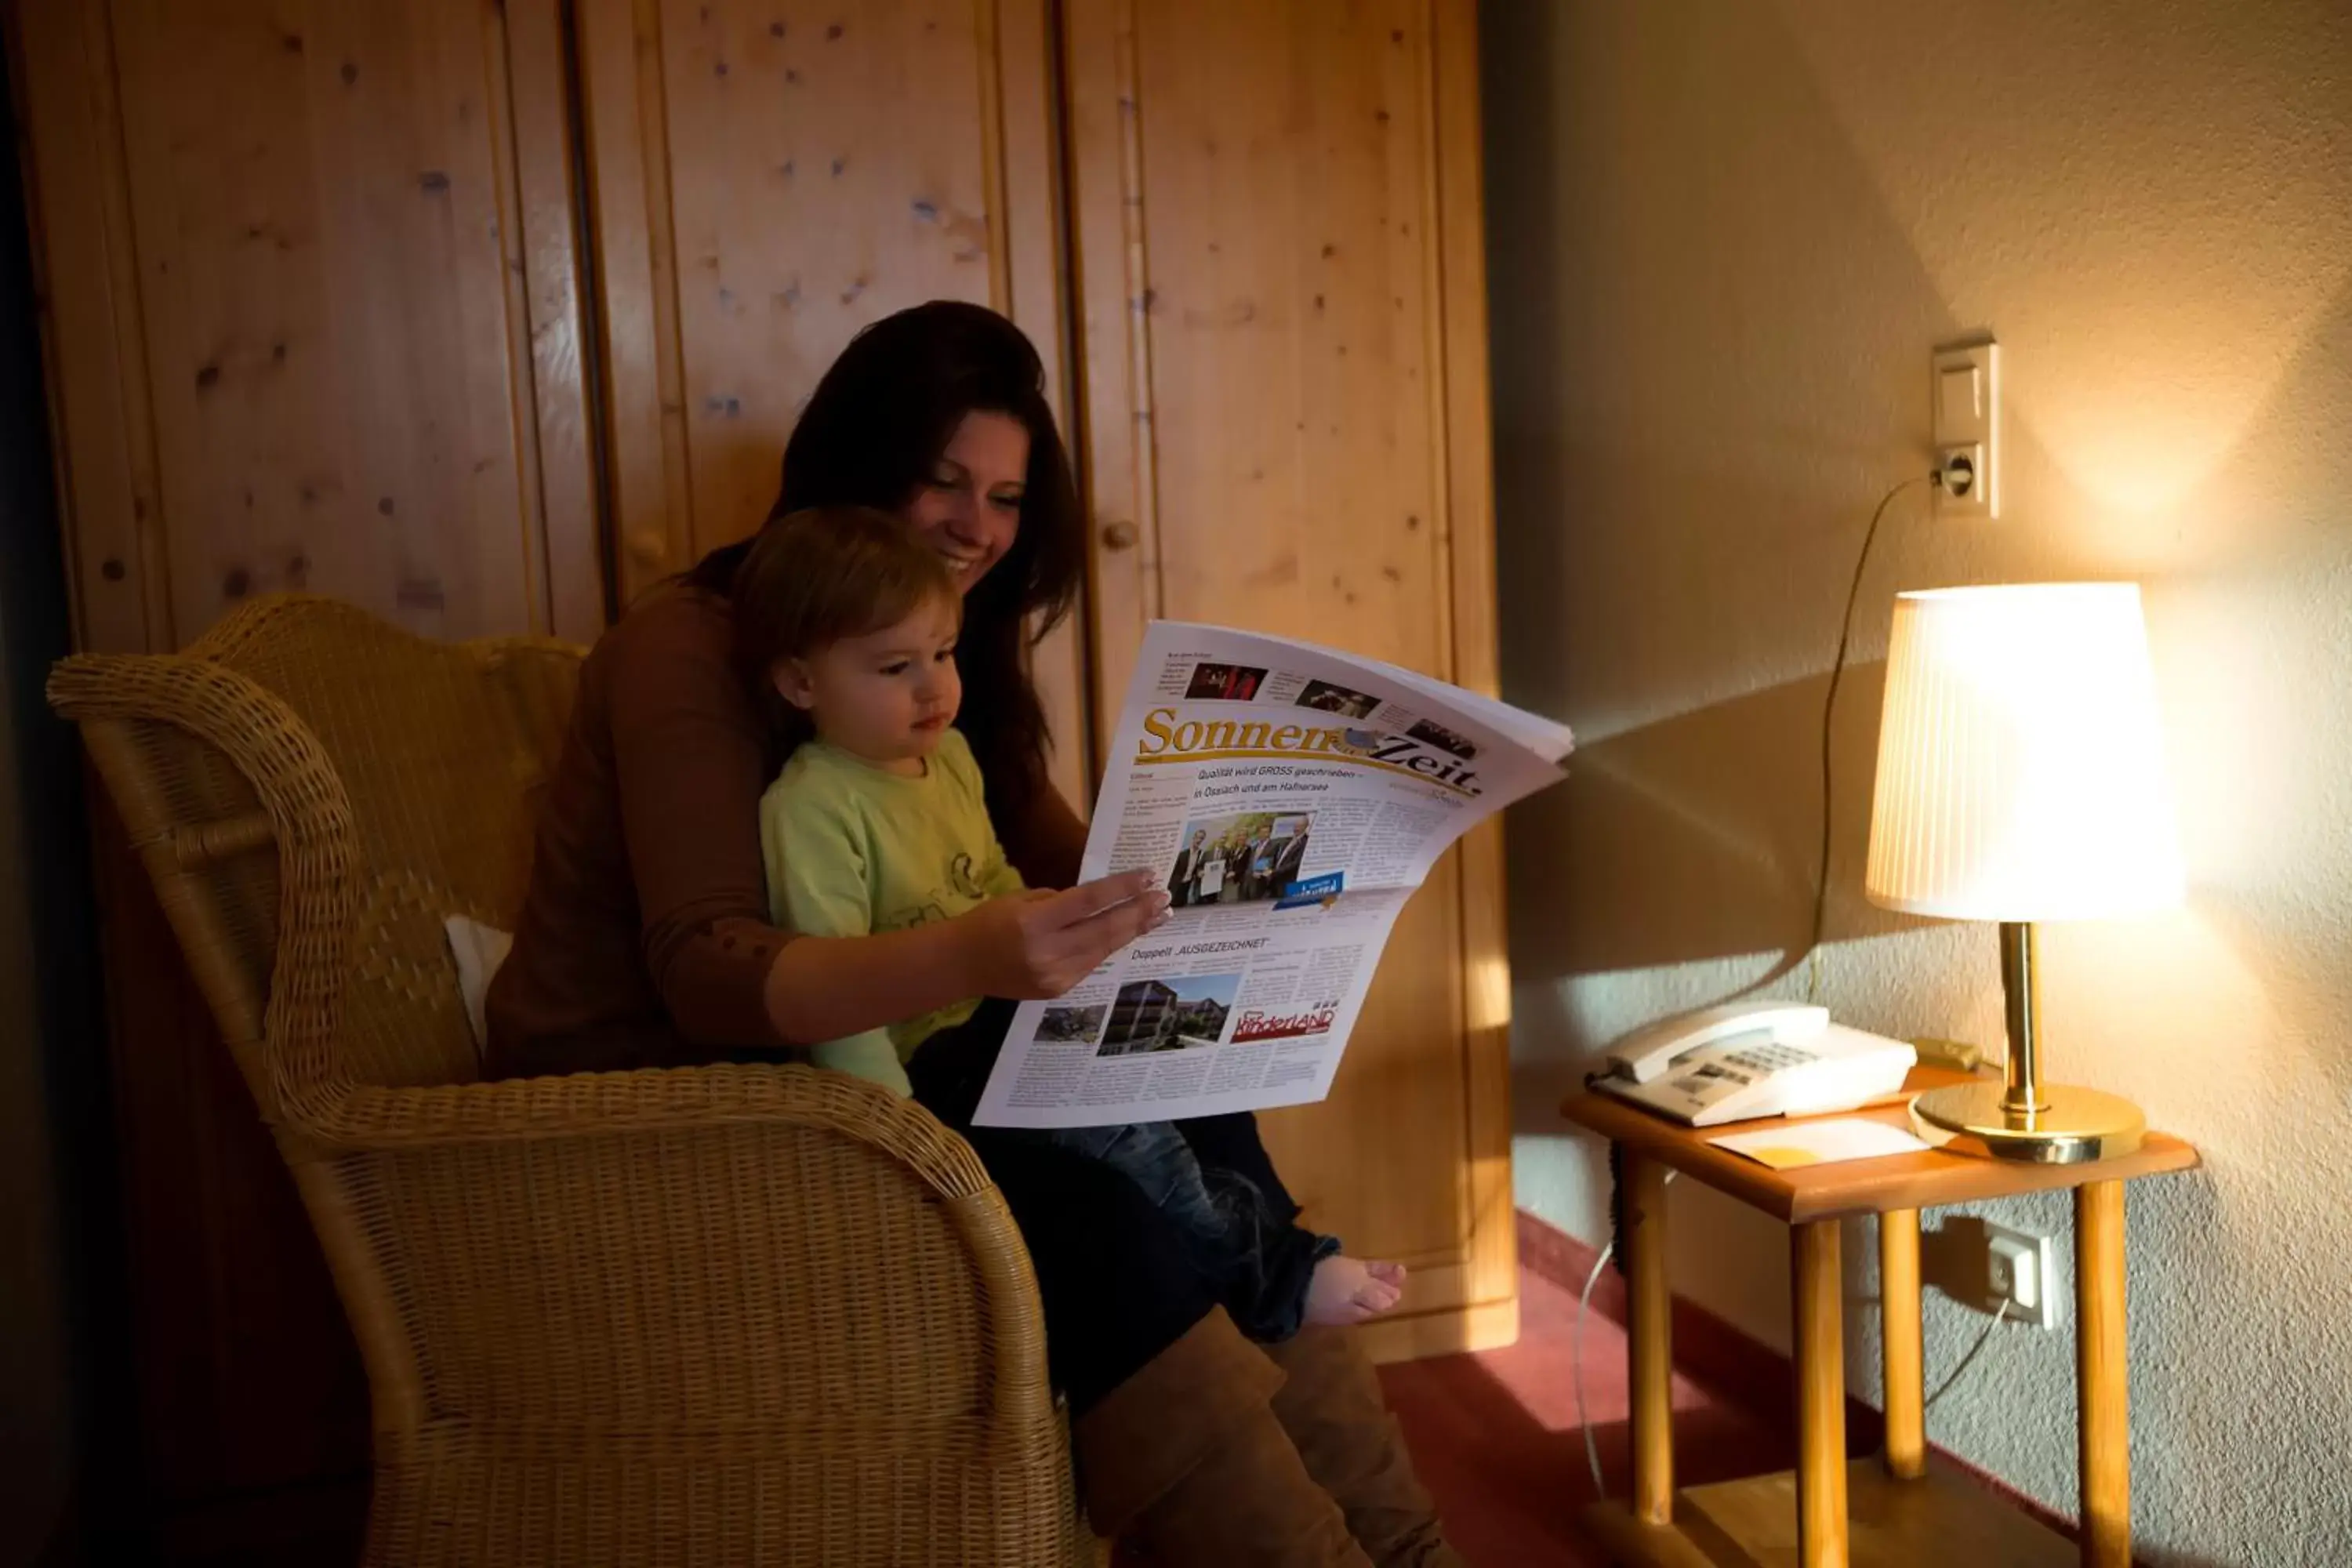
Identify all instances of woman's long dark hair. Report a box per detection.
[688,300,1084,799]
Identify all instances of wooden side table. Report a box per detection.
[1561,1068,2199,1568]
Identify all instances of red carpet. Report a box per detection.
[1377,1265,1791,1566]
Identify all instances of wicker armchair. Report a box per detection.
[50,595,1093,1567]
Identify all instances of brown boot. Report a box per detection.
[1261,1327,1465,1568]
[1076,1306,1374,1567]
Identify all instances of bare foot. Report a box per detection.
[1305,1256,1408,1327]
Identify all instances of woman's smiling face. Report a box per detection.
[903,410,1029,593]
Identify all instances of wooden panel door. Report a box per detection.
[1064,0,1513,1359]
[12,0,603,654]
[8,2,601,1554]
[579,0,1094,797]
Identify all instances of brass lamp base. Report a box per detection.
[1909,1080,2147,1166]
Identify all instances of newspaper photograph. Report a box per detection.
[973,622,1575,1129]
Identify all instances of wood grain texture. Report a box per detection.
[1429,0,1518,1339]
[1062,0,1509,1348]
[1791,1220,1849,1567]
[994,0,1094,808]
[2076,1181,2130,1568]
[584,0,1069,599]
[1593,1455,2079,1568]
[1561,1073,2201,1224]
[1059,0,1155,705]
[1878,1209,1925,1481]
[45,0,598,647]
[498,0,607,642]
[1627,1152,1675,1525]
[577,0,1087,797]
[8,0,172,652]
[1092,0,1447,693]
[1578,1500,1723,1568]
[574,0,672,593]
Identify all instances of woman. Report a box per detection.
[485,301,1459,1567]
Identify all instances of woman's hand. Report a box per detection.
[957,869,1171,998]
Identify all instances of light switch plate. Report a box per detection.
[1933,335,2000,520]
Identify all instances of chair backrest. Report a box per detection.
[51,596,581,1113]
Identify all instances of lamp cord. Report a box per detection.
[1925,1297,2013,1410]
[1574,1236,2010,1499]
[1806,471,1938,1000]
[1575,1171,1674,1499]
[1573,1240,1615,1497]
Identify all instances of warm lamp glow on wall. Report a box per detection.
[1865,583,2183,1163]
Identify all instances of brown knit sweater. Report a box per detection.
[484,585,1086,1079]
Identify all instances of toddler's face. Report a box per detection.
[775,596,964,769]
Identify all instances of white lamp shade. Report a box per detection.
[1864,583,2184,921]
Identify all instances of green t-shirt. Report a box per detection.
[760,728,1026,1095]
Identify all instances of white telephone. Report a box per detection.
[1593,1002,1917,1127]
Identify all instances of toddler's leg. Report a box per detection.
[1044,1122,1232,1241]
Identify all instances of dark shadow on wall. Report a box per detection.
[1498,660,1940,1107]
[1476,0,1572,719]
[1509,660,1939,981]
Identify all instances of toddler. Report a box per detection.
[735,505,1403,1337]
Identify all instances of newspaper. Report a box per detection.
[972,622,1574,1129]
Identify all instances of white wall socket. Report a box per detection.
[1984,1220,2063,1330]
[1932,335,2001,520]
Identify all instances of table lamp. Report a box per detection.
[1864,583,2183,1163]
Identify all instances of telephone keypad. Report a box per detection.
[1722,1043,1817,1074]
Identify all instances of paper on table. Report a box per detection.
[1708,1117,1930,1171]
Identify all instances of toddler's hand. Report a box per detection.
[959,869,1171,998]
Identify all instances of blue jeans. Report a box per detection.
[1041,1119,1341,1344]
[902,998,1341,1347]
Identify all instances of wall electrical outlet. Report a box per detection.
[1984,1220,2063,1330]
[1932,335,2001,520]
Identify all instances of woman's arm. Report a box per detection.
[601,594,797,1050]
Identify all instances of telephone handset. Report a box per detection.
[1594,1001,1917,1127]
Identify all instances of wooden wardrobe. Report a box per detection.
[9,0,1509,1557]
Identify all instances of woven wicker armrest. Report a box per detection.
[291,1064,1085,1563]
[295,1061,1058,1439]
[319,1059,991,1188]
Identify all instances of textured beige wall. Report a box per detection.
[1483,0,2351,1556]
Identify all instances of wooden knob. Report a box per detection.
[1100,519,1139,550]
[626,529,670,568]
